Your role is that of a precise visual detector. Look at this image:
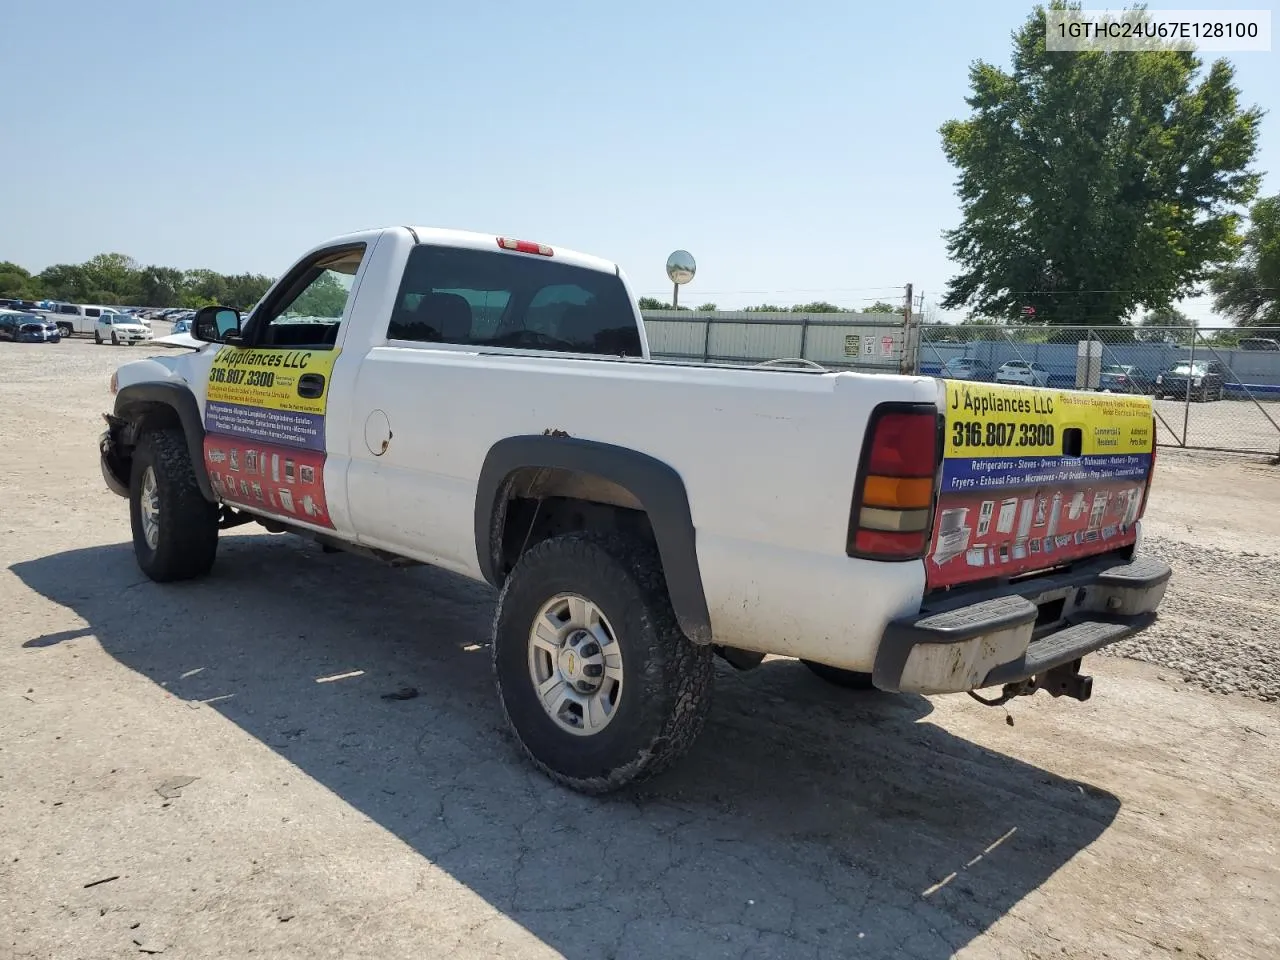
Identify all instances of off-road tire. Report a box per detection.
[492,532,714,794]
[801,660,876,690]
[129,428,219,582]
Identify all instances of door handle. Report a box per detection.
[297,373,326,399]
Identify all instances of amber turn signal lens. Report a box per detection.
[861,475,933,509]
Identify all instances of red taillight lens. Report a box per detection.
[867,411,939,476]
[497,237,554,256]
[847,404,940,561]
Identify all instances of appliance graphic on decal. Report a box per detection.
[976,500,994,537]
[932,507,972,565]
[278,488,295,512]
[996,497,1019,535]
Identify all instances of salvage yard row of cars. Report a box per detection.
[0,300,202,346]
[939,355,1244,401]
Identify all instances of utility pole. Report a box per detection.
[899,282,918,375]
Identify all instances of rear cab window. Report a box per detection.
[387,245,643,357]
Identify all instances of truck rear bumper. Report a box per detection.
[873,552,1171,695]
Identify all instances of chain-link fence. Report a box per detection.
[919,325,1280,455]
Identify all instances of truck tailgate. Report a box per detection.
[926,381,1155,589]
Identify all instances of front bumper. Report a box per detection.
[17,332,61,342]
[100,427,130,498]
[873,552,1171,695]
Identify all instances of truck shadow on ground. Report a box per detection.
[13,536,1120,960]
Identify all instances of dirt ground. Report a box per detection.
[1,338,1277,960]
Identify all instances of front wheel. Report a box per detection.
[57,322,74,339]
[493,532,714,794]
[111,331,119,346]
[129,428,219,582]
[95,330,103,344]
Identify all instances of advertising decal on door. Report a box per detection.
[926,382,1154,589]
[201,347,339,528]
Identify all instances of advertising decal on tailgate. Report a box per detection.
[201,347,338,528]
[927,381,1153,588]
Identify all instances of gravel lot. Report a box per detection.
[2,337,1278,959]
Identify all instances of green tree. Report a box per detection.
[742,303,786,312]
[940,3,1261,324]
[37,264,92,301]
[1211,193,1280,327]
[865,300,900,314]
[789,301,848,313]
[289,273,350,318]
[82,253,140,304]
[0,262,40,299]
[637,296,688,311]
[1137,305,1191,343]
[137,266,185,308]
[695,302,718,311]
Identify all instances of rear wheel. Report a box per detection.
[129,428,219,582]
[493,532,714,794]
[801,660,876,690]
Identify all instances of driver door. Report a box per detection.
[199,244,369,538]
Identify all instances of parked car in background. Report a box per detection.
[940,357,994,381]
[171,316,191,334]
[1155,360,1226,401]
[95,312,154,346]
[1099,364,1154,395]
[1238,338,1280,351]
[0,310,62,343]
[995,360,1050,387]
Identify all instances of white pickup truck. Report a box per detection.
[100,226,1170,793]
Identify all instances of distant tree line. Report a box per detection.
[0,254,274,310]
[636,298,901,314]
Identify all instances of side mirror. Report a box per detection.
[192,305,241,344]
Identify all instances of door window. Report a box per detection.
[251,245,366,349]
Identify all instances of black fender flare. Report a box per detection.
[113,381,216,502]
[475,435,713,644]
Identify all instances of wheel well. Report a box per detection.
[495,467,655,580]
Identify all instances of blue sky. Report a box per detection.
[3,0,1276,322]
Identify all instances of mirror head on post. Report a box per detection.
[192,306,242,344]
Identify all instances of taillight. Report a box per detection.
[847,403,941,560]
[1138,415,1157,517]
[497,237,554,256]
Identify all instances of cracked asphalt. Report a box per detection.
[2,339,1278,959]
